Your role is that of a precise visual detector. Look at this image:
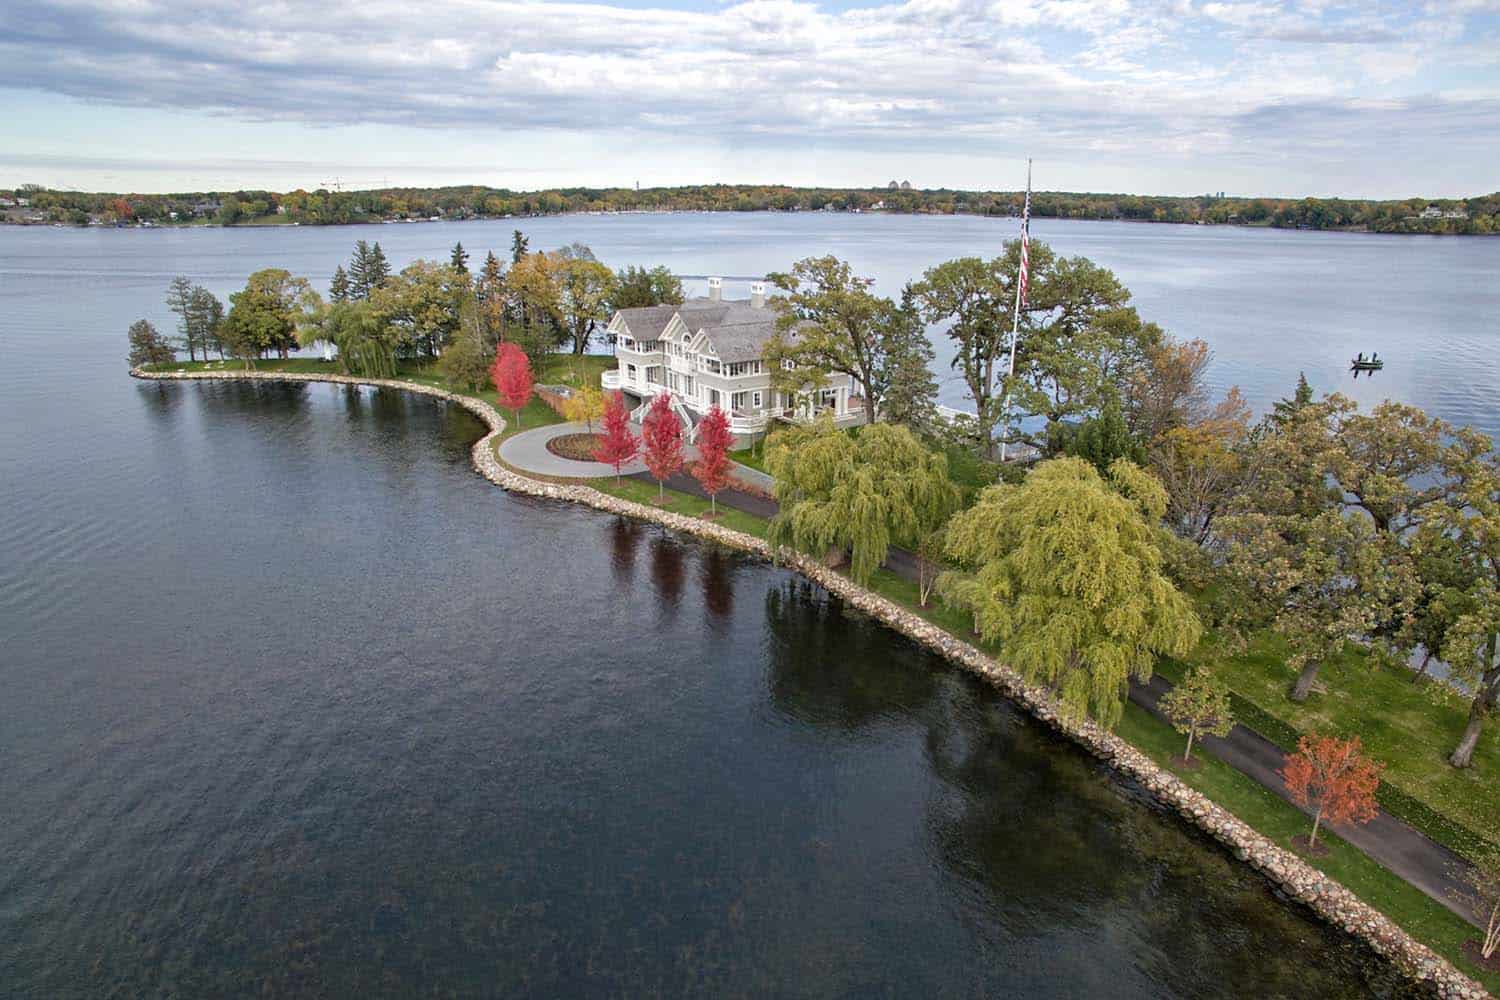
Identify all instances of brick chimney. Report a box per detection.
[708,276,722,302]
[750,281,766,309]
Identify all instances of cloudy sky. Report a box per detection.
[1,0,1496,197]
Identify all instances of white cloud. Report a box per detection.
[0,0,1495,194]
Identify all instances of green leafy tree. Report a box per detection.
[436,300,492,391]
[1218,507,1406,702]
[372,259,467,359]
[299,297,400,378]
[940,456,1201,726]
[764,255,902,426]
[126,318,175,367]
[1426,452,1499,767]
[612,265,685,309]
[557,255,617,355]
[220,268,315,366]
[766,419,959,586]
[911,255,1010,455]
[1159,667,1234,762]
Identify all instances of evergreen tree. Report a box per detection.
[368,242,391,289]
[186,286,225,360]
[451,241,469,274]
[510,229,530,264]
[330,264,351,302]
[165,275,198,361]
[879,284,939,431]
[348,240,374,299]
[1050,396,1145,472]
[1270,371,1315,426]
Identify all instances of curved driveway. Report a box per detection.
[498,422,647,478]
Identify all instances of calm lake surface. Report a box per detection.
[0,216,1481,996]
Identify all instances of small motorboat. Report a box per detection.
[1350,353,1384,372]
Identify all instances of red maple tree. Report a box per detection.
[641,392,684,502]
[593,390,639,483]
[1280,733,1383,848]
[692,406,734,516]
[490,342,534,428]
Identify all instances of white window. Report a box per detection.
[731,391,746,411]
[753,391,763,409]
[708,388,721,407]
[626,364,638,381]
[820,388,838,410]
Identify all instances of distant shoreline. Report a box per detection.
[4,208,1495,237]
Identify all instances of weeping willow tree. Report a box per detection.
[298,298,400,378]
[765,418,959,585]
[939,456,1201,727]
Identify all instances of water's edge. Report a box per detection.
[130,367,1487,1000]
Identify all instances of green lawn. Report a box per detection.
[590,478,771,539]
[729,445,769,474]
[1156,632,1499,861]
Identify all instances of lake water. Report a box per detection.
[3,214,1495,438]
[0,216,1479,995]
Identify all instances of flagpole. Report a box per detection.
[999,158,1030,464]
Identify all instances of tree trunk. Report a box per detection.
[1183,727,1196,762]
[1309,806,1324,847]
[1452,642,1500,768]
[1412,649,1433,684]
[1451,696,1488,768]
[862,391,877,427]
[1290,661,1321,702]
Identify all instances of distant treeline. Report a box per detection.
[6,182,1498,234]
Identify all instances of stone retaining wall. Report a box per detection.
[131,366,1488,999]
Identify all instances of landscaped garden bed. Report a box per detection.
[545,432,604,462]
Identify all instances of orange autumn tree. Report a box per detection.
[1280,733,1383,849]
[692,406,734,516]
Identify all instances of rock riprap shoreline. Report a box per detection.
[131,366,1489,1000]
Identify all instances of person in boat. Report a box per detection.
[1356,353,1365,363]
[1372,352,1379,362]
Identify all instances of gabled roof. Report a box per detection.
[611,296,790,363]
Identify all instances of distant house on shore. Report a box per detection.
[603,277,863,447]
[1416,203,1469,222]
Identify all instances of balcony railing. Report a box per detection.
[600,369,623,390]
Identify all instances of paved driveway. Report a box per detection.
[498,422,647,478]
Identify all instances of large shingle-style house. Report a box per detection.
[602,277,863,445]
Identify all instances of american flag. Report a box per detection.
[1018,179,1032,307]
